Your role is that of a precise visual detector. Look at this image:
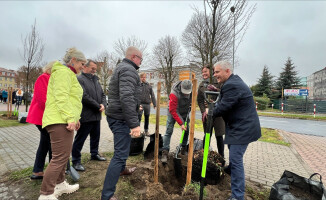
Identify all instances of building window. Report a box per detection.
[2,72,5,75]
[0,77,2,80]
[4,84,7,87]
[10,78,13,81]
[5,77,7,81]
[9,84,12,87]
[0,84,2,87]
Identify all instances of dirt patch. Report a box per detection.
[0,152,269,200]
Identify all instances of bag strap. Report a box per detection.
[309,173,323,183]
[308,173,323,194]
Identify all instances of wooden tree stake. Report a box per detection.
[186,79,197,185]
[154,82,161,183]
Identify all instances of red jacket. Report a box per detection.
[26,73,50,125]
[169,93,184,125]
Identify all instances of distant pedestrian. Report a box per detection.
[71,59,107,172]
[138,72,156,136]
[102,46,142,200]
[2,89,8,103]
[213,61,261,200]
[16,88,24,105]
[12,89,16,104]
[197,65,225,160]
[26,61,54,180]
[38,47,86,200]
[0,90,3,102]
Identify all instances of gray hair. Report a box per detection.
[126,46,141,59]
[85,59,97,67]
[42,61,56,74]
[214,61,233,73]
[62,47,86,64]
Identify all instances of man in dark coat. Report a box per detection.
[138,72,156,136]
[213,61,261,200]
[71,59,107,171]
[102,47,142,200]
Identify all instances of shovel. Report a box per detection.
[173,107,191,178]
[66,159,80,182]
[200,91,220,200]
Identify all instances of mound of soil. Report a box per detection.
[0,152,269,200]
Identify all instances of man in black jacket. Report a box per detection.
[72,59,107,171]
[138,72,156,136]
[102,47,142,200]
[213,61,261,200]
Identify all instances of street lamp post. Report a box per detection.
[230,6,235,72]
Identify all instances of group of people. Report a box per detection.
[160,61,261,200]
[25,47,146,200]
[25,44,261,200]
[0,88,24,104]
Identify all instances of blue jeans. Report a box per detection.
[162,113,189,152]
[72,121,101,164]
[33,125,52,173]
[102,117,131,200]
[229,144,248,200]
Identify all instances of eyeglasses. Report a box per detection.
[135,55,143,62]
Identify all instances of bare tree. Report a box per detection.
[94,50,115,95]
[16,65,43,93]
[114,35,148,64]
[182,0,255,82]
[20,19,44,111]
[152,35,183,96]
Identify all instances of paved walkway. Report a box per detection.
[1,105,325,198]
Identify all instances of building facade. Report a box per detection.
[0,67,17,91]
[307,67,326,100]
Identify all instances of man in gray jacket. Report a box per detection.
[102,47,142,200]
[72,59,107,171]
[138,72,156,136]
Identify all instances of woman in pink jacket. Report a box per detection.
[27,61,54,180]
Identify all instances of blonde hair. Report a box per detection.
[42,61,56,74]
[62,47,86,64]
[139,72,146,78]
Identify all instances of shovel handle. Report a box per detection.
[201,132,210,178]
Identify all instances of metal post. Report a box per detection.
[314,104,316,118]
[230,6,236,71]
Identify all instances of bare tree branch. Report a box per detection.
[182,0,256,82]
[19,19,44,112]
[94,50,116,95]
[152,35,183,96]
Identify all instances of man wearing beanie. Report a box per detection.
[161,79,192,163]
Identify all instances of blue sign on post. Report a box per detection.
[299,89,308,96]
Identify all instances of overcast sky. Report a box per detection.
[1,1,326,86]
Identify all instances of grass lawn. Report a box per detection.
[258,111,326,121]
[0,111,27,128]
[145,114,290,146]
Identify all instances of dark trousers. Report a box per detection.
[102,117,131,200]
[138,103,150,131]
[203,134,224,158]
[72,121,101,164]
[229,144,248,200]
[33,125,52,173]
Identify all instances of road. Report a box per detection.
[151,107,326,137]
